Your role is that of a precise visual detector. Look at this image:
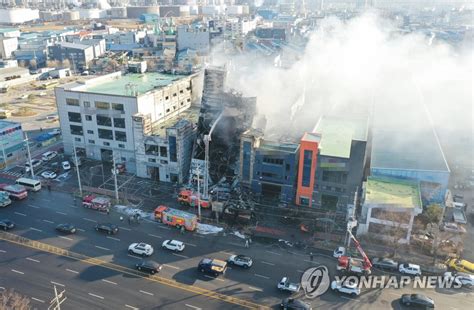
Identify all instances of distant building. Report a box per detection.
[0,120,24,170]
[177,25,210,54]
[48,42,95,71]
[0,37,18,59]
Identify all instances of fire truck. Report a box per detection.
[154,205,198,231]
[337,230,372,275]
[177,189,211,208]
[82,195,111,212]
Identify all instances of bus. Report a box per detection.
[16,178,42,192]
[0,184,28,200]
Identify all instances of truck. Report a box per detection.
[82,195,111,212]
[0,191,12,207]
[154,205,198,231]
[197,258,228,276]
[337,230,372,275]
[277,277,301,293]
[177,190,211,208]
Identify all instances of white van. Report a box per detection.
[42,151,58,162]
[16,178,42,192]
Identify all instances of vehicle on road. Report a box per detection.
[277,277,301,293]
[440,222,466,234]
[0,184,27,200]
[445,258,474,275]
[280,298,312,310]
[95,223,119,235]
[154,205,197,231]
[0,219,15,230]
[333,246,346,258]
[371,257,399,271]
[129,243,154,257]
[56,223,76,234]
[25,159,43,173]
[16,178,41,192]
[227,255,253,269]
[41,151,58,162]
[337,230,372,275]
[399,263,422,276]
[82,195,111,212]
[198,258,227,276]
[41,171,57,179]
[178,189,211,208]
[331,279,361,296]
[400,294,435,308]
[444,271,474,287]
[135,260,162,275]
[49,128,61,136]
[0,191,12,207]
[62,161,71,170]
[162,240,185,252]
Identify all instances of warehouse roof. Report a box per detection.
[365,176,422,209]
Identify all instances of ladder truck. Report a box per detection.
[337,229,373,275]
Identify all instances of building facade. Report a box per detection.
[177,25,210,54]
[48,42,95,71]
[0,120,24,170]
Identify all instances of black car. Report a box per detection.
[281,298,312,310]
[56,223,76,234]
[198,258,228,276]
[400,294,435,308]
[95,223,119,235]
[0,219,15,231]
[371,257,399,271]
[135,260,162,275]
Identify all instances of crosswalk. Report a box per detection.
[0,170,24,180]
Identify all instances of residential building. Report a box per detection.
[357,176,423,244]
[48,42,95,71]
[0,120,24,170]
[177,25,210,54]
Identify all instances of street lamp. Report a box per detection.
[24,132,34,178]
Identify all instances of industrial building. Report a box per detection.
[177,25,210,54]
[55,71,196,175]
[0,120,25,170]
[48,42,96,71]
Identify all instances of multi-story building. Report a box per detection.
[0,37,18,59]
[48,42,95,71]
[55,72,196,174]
[0,120,25,170]
[177,25,210,54]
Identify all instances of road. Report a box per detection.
[0,190,473,309]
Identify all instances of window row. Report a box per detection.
[65,98,124,111]
[70,125,126,142]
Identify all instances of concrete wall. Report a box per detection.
[0,37,18,59]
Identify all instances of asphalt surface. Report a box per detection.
[0,190,473,309]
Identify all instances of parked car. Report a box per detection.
[197,258,227,276]
[0,219,15,231]
[277,277,301,293]
[135,260,162,275]
[95,223,119,235]
[371,257,399,271]
[227,254,253,269]
[55,223,76,234]
[399,263,422,276]
[444,271,474,287]
[440,223,466,234]
[41,151,58,162]
[280,298,312,310]
[25,159,43,172]
[162,240,185,252]
[62,161,71,170]
[41,171,57,179]
[331,279,361,296]
[49,128,61,136]
[333,246,346,258]
[400,294,435,308]
[129,242,154,257]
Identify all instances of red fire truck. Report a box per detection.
[177,189,211,208]
[337,230,372,275]
[82,194,111,212]
[154,205,198,231]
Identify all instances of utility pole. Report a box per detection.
[72,139,83,197]
[48,285,66,310]
[112,153,119,202]
[24,132,34,178]
[196,165,201,221]
[1,143,6,170]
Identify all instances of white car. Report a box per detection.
[62,161,71,170]
[162,240,185,252]
[41,171,57,179]
[49,128,61,136]
[333,246,346,258]
[128,242,154,257]
[227,255,253,268]
[41,151,58,162]
[399,263,421,276]
[25,159,43,172]
[277,277,301,293]
[331,280,361,296]
[444,272,474,287]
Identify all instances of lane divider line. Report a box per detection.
[26,257,40,263]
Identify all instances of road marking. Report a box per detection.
[106,236,120,241]
[163,264,180,270]
[88,293,104,300]
[0,250,6,253]
[261,261,275,266]
[156,225,171,230]
[340,296,359,302]
[185,304,202,310]
[56,211,67,215]
[125,305,139,310]
[59,236,73,241]
[95,245,110,251]
[186,243,197,247]
[248,286,263,292]
[77,228,85,232]
[254,274,270,280]
[172,253,189,259]
[43,220,54,224]
[66,269,79,274]
[139,290,154,296]
[127,254,141,259]
[31,297,45,303]
[30,227,43,232]
[28,205,40,209]
[265,250,281,256]
[119,226,131,231]
[228,242,245,248]
[11,269,24,274]
[148,233,162,238]
[14,212,26,216]
[26,257,40,263]
[221,251,233,255]
[70,205,78,208]
[51,281,65,287]
[203,275,225,282]
[102,279,117,285]
[83,218,97,223]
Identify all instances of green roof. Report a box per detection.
[365,176,422,208]
[83,73,187,96]
[315,116,368,158]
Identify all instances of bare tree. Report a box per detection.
[0,289,31,310]
[61,59,71,69]
[29,59,37,69]
[46,60,60,68]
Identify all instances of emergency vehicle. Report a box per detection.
[82,195,111,212]
[154,205,198,231]
[177,190,211,208]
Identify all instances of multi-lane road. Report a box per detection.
[0,189,473,309]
